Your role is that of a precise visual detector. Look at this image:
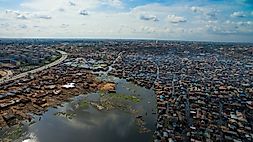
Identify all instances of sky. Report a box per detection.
[0,0,253,42]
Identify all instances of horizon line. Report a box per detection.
[0,37,252,44]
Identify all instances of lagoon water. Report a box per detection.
[17,77,157,142]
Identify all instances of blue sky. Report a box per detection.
[0,0,253,42]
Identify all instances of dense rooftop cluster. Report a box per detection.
[108,41,253,142]
[56,40,253,141]
[0,64,101,128]
[0,43,60,74]
[0,39,252,142]
[56,41,253,141]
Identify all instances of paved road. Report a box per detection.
[0,50,68,84]
[113,51,124,64]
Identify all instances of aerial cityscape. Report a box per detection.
[0,0,253,142]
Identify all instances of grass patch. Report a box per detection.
[93,64,100,67]
[54,112,76,119]
[108,93,140,103]
[79,100,89,109]
[3,125,23,140]
[98,90,105,96]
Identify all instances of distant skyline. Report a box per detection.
[0,0,253,42]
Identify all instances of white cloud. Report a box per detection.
[207,18,253,35]
[58,8,65,12]
[79,10,88,16]
[102,0,123,8]
[141,26,156,33]
[34,15,52,19]
[190,6,217,20]
[231,11,246,18]
[17,14,28,20]
[191,6,204,13]
[237,21,252,26]
[69,1,76,6]
[21,0,123,11]
[0,1,252,42]
[208,20,218,24]
[21,0,67,11]
[5,9,20,15]
[19,24,28,29]
[167,15,186,23]
[139,14,159,22]
[5,10,52,20]
[225,20,232,24]
[60,24,69,28]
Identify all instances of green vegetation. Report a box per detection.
[95,92,141,111]
[79,100,89,109]
[108,93,140,103]
[54,112,76,119]
[93,64,100,68]
[2,125,23,141]
[42,55,61,65]
[49,55,59,62]
[98,90,105,96]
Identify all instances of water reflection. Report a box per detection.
[18,77,156,142]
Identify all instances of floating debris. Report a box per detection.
[90,102,104,110]
[54,112,76,119]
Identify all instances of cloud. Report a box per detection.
[60,24,69,28]
[17,14,28,20]
[167,15,186,23]
[0,23,9,28]
[6,10,30,20]
[21,0,67,11]
[207,23,237,35]
[231,11,246,17]
[58,8,65,12]
[21,0,123,11]
[207,18,253,36]
[141,26,156,33]
[1,0,253,42]
[69,1,76,6]
[191,6,204,13]
[5,9,52,20]
[206,11,217,19]
[19,24,27,29]
[190,6,217,20]
[237,21,252,26]
[34,15,52,19]
[79,10,88,16]
[139,14,159,22]
[103,0,123,8]
[5,9,20,15]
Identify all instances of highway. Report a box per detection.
[0,50,68,84]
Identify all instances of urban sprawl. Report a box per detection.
[0,39,252,142]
